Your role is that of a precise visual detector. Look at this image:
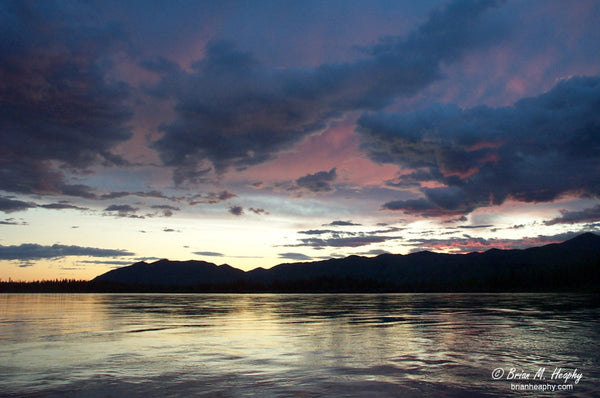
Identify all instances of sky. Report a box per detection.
[1,0,599,281]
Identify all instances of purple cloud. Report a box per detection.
[544,205,600,226]
[0,2,134,197]
[296,168,337,193]
[359,76,600,216]
[229,206,244,216]
[146,0,504,184]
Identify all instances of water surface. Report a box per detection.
[1,293,598,397]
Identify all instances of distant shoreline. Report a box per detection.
[4,233,599,294]
[1,279,598,294]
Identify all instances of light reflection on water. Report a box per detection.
[0,293,598,397]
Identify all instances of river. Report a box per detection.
[1,293,598,397]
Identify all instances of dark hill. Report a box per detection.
[93,259,246,285]
[91,233,600,292]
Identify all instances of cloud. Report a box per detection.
[229,206,244,216]
[360,249,390,256]
[296,168,337,193]
[248,207,268,215]
[151,205,179,209]
[381,188,476,217]
[146,0,504,184]
[457,224,493,229]
[299,229,338,236]
[98,190,237,207]
[0,218,28,226]
[0,243,134,261]
[100,192,131,200]
[100,191,172,200]
[104,204,140,218]
[408,231,592,254]
[325,220,362,227]
[0,196,89,213]
[78,260,136,266]
[0,197,36,213]
[278,252,313,261]
[544,204,600,226]
[194,251,224,257]
[187,191,237,205]
[295,223,402,248]
[150,205,180,217]
[359,75,600,216]
[0,2,133,197]
[298,235,395,249]
[39,203,88,211]
[105,204,138,212]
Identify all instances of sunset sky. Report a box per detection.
[1,0,599,281]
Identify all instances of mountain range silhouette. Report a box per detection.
[92,233,600,292]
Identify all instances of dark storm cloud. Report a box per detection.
[0,2,133,196]
[59,184,98,199]
[385,169,445,189]
[359,76,600,216]
[544,204,600,226]
[0,197,36,213]
[296,168,337,193]
[381,187,477,217]
[147,0,504,184]
[0,243,134,261]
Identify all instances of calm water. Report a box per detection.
[0,293,598,397]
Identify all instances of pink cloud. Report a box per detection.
[231,117,398,189]
[414,235,568,255]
